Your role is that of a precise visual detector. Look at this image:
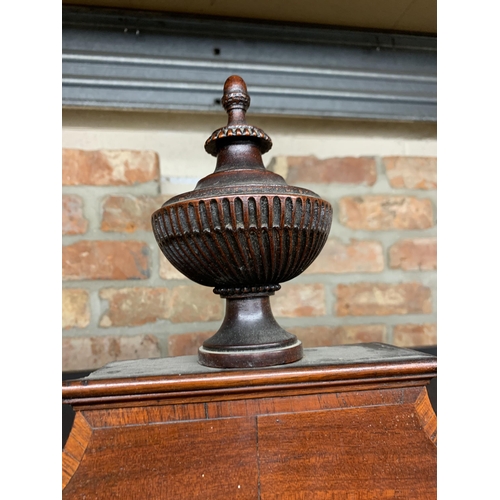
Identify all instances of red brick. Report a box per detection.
[62,195,88,235]
[389,238,437,271]
[99,285,223,327]
[272,284,326,317]
[62,335,160,371]
[169,286,223,323]
[159,254,186,280]
[62,149,159,186]
[100,287,170,327]
[101,195,172,233]
[274,156,376,186]
[305,239,384,274]
[63,241,150,281]
[383,156,437,190]
[62,289,90,329]
[168,331,215,356]
[289,324,387,347]
[393,324,437,347]
[339,196,433,230]
[336,282,432,316]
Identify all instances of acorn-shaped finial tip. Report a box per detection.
[222,75,250,123]
[224,75,248,95]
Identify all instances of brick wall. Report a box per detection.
[62,149,436,371]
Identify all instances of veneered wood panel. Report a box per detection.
[64,417,259,499]
[257,402,436,499]
[63,345,436,498]
[62,412,93,489]
[81,385,424,428]
[205,386,422,420]
[83,402,208,428]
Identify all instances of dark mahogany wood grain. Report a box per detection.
[63,344,437,499]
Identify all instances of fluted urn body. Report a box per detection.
[152,76,333,368]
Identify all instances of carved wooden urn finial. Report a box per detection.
[152,75,333,368]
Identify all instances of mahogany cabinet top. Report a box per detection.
[63,343,436,408]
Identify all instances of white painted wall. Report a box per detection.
[62,109,437,193]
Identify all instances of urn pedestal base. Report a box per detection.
[199,339,303,369]
[199,293,303,368]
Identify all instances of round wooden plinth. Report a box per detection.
[198,340,303,369]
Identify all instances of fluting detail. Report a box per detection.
[152,195,331,290]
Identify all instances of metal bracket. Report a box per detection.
[62,6,436,121]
